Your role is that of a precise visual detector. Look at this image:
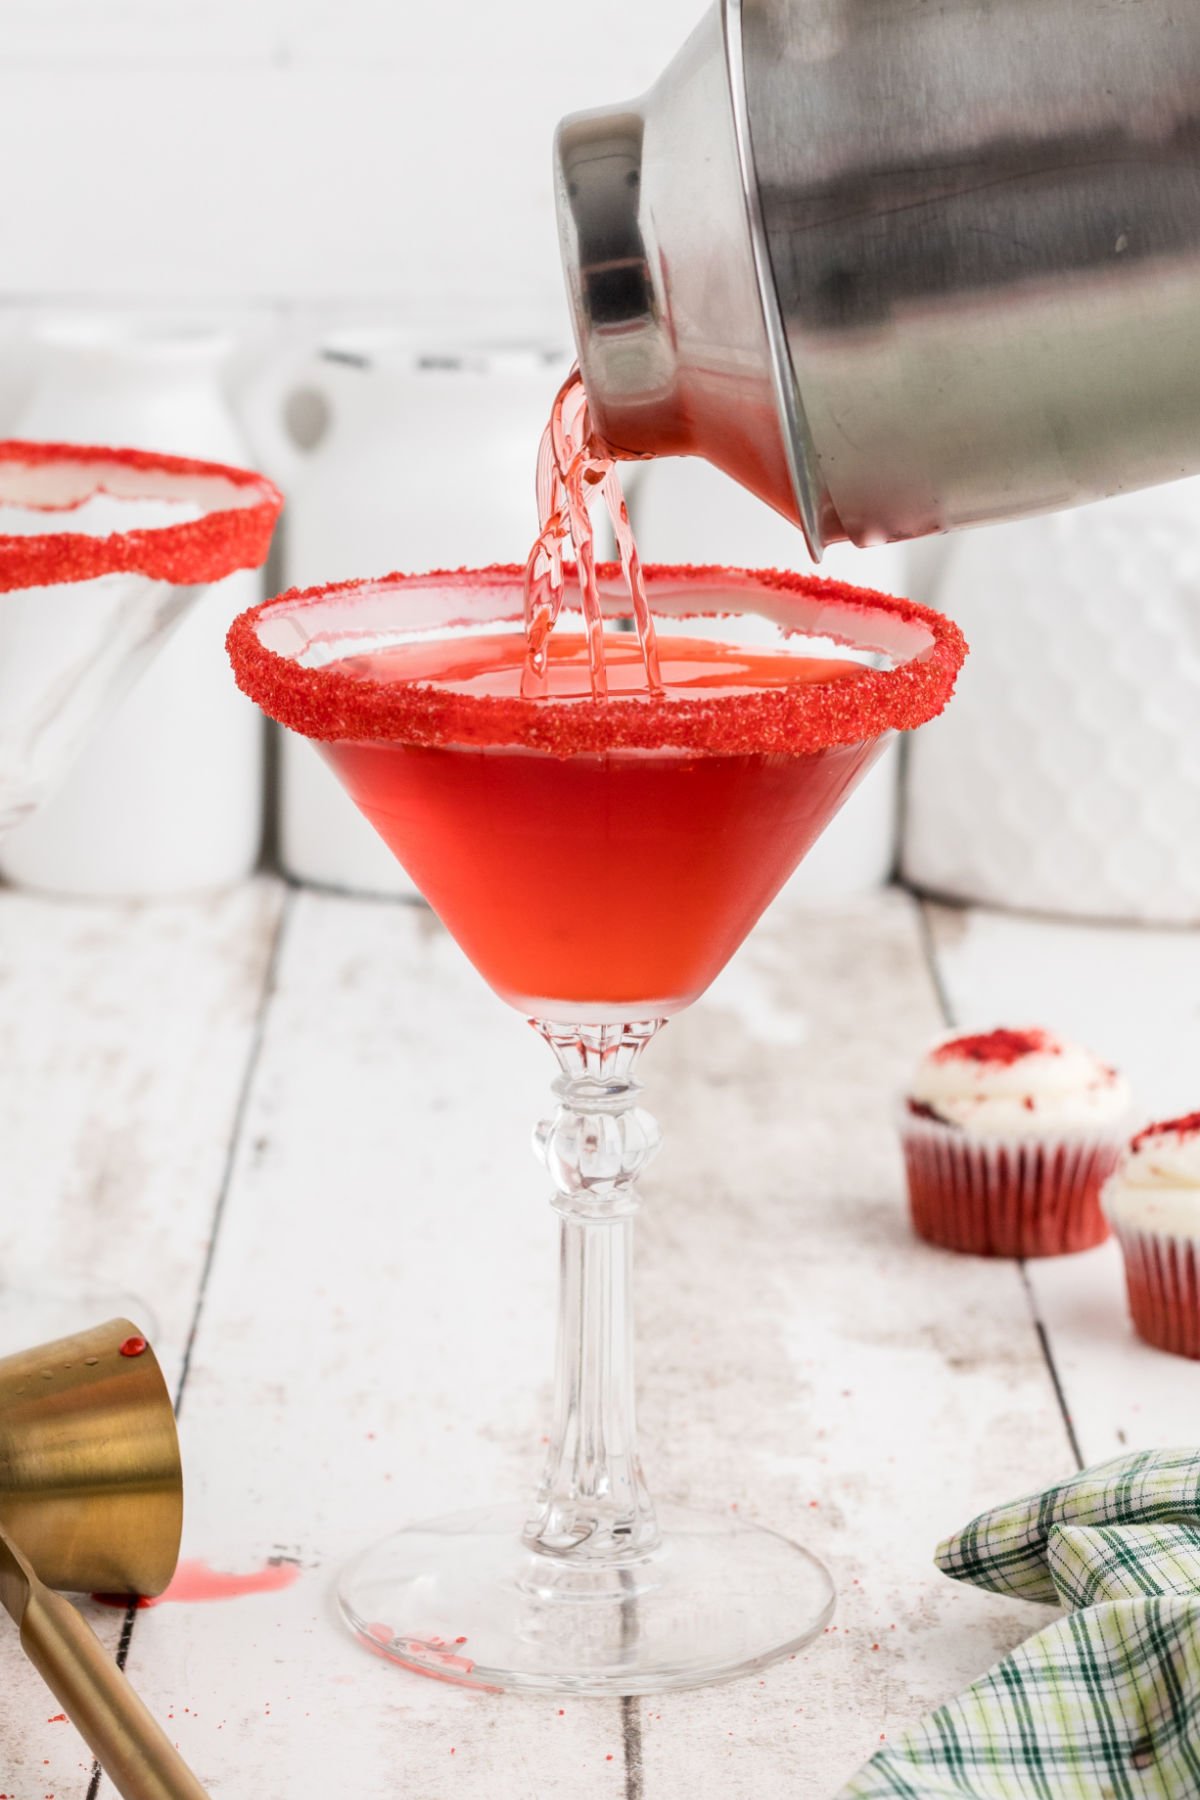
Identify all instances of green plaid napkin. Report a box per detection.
[838,1450,1200,1799]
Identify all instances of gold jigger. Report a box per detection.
[0,1318,210,1800]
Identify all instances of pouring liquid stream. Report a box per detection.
[522,368,662,700]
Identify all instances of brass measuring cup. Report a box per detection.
[0,1318,210,1800]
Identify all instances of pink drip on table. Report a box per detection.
[362,1621,501,1694]
[94,1558,301,1609]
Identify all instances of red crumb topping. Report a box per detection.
[906,1099,958,1127]
[226,563,967,756]
[1132,1112,1200,1152]
[933,1029,1057,1067]
[0,440,281,593]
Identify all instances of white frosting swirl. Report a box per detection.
[909,1028,1130,1137]
[1103,1118,1200,1237]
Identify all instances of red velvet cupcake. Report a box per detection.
[901,1028,1130,1258]
[1104,1114,1200,1358]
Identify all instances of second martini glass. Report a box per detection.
[0,440,280,1348]
[229,562,964,1695]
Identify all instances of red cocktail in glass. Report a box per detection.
[229,561,964,1695]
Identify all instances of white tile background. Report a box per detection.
[0,0,704,313]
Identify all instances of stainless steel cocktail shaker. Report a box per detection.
[555,0,1200,557]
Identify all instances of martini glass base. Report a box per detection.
[338,1503,835,1696]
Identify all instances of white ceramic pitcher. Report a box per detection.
[242,332,566,897]
[0,317,265,898]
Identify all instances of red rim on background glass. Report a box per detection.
[0,440,281,591]
[0,440,282,839]
[227,562,966,1697]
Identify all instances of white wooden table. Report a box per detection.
[1,877,1196,1800]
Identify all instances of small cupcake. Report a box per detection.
[901,1027,1131,1257]
[1104,1115,1200,1358]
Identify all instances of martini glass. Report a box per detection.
[0,440,281,1348]
[228,562,964,1695]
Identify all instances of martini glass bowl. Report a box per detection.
[229,563,964,1696]
[0,440,280,1348]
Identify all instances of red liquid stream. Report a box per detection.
[323,632,881,1014]
[522,369,660,700]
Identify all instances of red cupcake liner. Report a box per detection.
[1111,1226,1200,1359]
[901,1112,1123,1258]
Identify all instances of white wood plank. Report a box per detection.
[924,902,1200,1120]
[114,889,628,1798]
[0,879,283,1797]
[926,901,1200,1466]
[634,890,1071,1799]
[117,886,1072,1799]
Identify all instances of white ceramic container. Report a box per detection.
[902,480,1200,922]
[243,333,565,898]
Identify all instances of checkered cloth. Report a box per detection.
[839,1450,1200,1799]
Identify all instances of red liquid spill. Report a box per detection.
[94,1558,300,1609]
[362,1622,500,1693]
[324,633,881,1014]
[932,1028,1056,1067]
[118,1335,148,1358]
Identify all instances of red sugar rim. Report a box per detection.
[1132,1112,1200,1152]
[0,440,282,593]
[227,562,967,756]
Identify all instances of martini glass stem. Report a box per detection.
[527,1020,665,1563]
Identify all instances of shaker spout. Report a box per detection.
[556,0,1200,552]
[553,2,832,557]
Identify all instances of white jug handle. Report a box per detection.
[236,330,328,493]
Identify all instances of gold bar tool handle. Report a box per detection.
[20,1585,211,1800]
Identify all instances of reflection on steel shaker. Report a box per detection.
[555,0,1200,555]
